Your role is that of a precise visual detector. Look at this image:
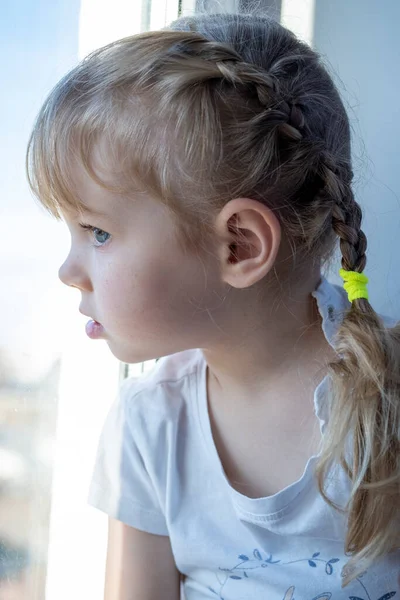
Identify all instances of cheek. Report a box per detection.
[100,260,192,325]
[97,247,223,340]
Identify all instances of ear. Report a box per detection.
[214,198,281,289]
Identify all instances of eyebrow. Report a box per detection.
[80,206,109,219]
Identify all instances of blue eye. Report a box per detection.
[92,228,110,245]
[79,223,111,247]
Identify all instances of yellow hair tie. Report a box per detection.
[339,269,369,302]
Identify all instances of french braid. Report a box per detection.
[165,36,305,141]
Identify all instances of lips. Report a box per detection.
[85,319,105,339]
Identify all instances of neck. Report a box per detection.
[201,273,335,407]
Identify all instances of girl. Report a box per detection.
[26,10,399,600]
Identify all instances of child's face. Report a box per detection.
[58,159,224,364]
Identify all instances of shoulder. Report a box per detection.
[88,350,203,534]
[112,349,204,485]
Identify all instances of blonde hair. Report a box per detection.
[26,11,399,584]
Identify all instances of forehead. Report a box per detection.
[62,155,137,222]
[61,158,175,235]
[60,140,173,229]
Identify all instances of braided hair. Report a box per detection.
[27,11,400,585]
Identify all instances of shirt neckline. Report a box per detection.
[194,275,350,520]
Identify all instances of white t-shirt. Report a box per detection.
[88,276,400,599]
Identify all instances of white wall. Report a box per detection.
[312,0,400,318]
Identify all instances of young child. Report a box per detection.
[26,10,399,600]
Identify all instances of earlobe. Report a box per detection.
[215,198,281,289]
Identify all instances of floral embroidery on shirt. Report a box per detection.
[283,585,396,600]
[207,548,397,600]
[207,548,340,598]
[283,551,340,575]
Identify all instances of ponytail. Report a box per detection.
[315,166,400,584]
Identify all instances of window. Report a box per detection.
[1,0,190,598]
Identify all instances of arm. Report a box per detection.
[104,517,181,600]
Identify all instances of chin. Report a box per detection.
[106,343,133,364]
[106,340,156,365]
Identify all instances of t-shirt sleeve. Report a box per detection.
[87,377,169,535]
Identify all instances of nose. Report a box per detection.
[58,251,91,291]
[58,259,72,286]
